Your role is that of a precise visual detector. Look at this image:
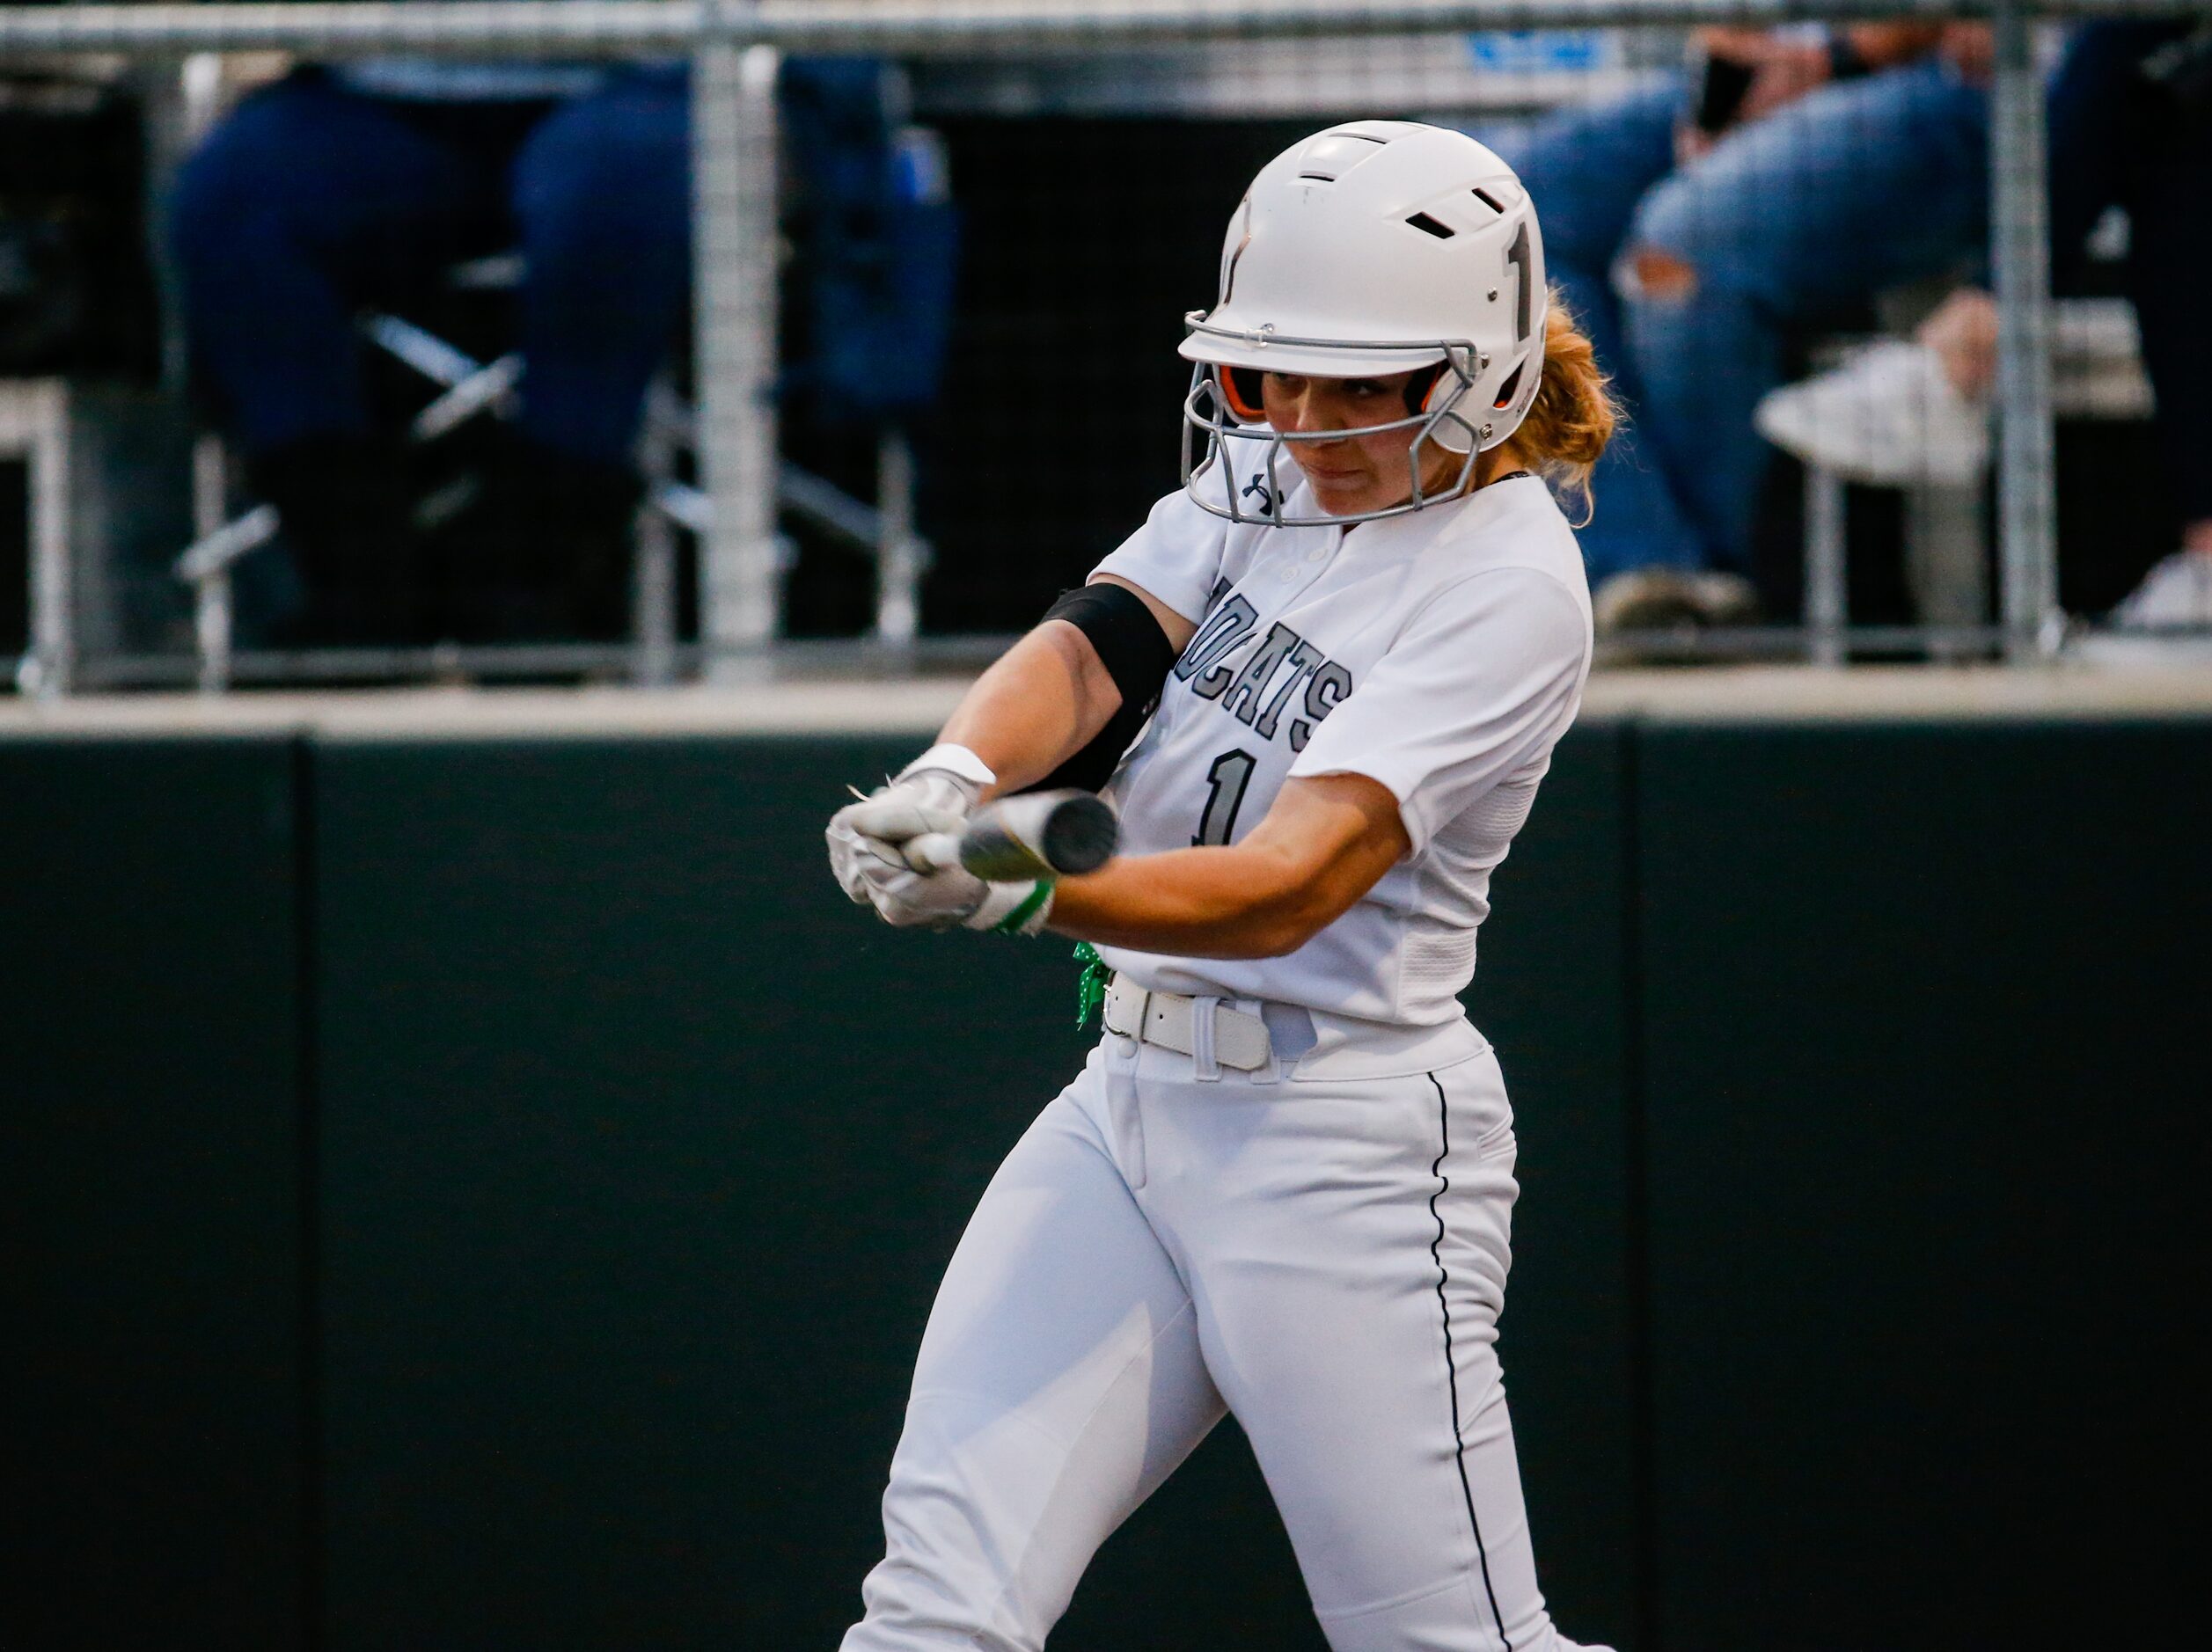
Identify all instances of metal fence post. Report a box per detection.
[1991,3,2059,662]
[634,385,682,688]
[7,380,75,698]
[693,16,781,681]
[192,435,231,693]
[875,429,925,646]
[1805,464,1848,668]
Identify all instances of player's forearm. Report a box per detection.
[1047,842,1328,960]
[938,622,1122,797]
[1047,772,1407,960]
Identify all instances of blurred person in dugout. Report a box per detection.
[1755,21,2212,638]
[171,45,690,645]
[1498,19,2004,631]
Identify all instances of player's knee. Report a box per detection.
[846,1396,1097,1651]
[848,1539,1049,1652]
[1617,164,1777,311]
[170,131,271,274]
[1616,245,1699,303]
[170,97,335,282]
[515,101,689,243]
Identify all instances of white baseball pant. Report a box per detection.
[840,1029,1603,1652]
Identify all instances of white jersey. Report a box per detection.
[1089,458,1591,1054]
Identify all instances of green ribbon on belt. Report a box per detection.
[1073,941,1110,1031]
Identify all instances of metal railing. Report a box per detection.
[3,2,2203,58]
[4,0,2197,692]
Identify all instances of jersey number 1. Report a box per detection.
[1194,749,1257,847]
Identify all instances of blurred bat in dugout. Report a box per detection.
[907,791,1120,881]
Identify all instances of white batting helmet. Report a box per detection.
[1180,120,1548,526]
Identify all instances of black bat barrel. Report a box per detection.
[961,791,1119,880]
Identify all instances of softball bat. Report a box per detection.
[907,790,1120,881]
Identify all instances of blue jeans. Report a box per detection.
[170,67,692,470]
[1499,60,1991,578]
[1497,79,1698,581]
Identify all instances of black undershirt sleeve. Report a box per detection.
[1022,582,1178,795]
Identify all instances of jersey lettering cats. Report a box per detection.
[1173,578,1353,751]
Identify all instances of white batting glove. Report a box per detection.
[859,857,1056,935]
[825,743,994,905]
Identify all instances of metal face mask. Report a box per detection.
[1179,321,1495,529]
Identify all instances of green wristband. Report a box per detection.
[993,881,1055,936]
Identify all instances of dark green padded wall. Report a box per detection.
[308,737,1287,1649]
[28,714,2201,1652]
[1634,720,2211,1650]
[0,735,307,1651]
[305,728,1637,1650]
[311,735,1064,1649]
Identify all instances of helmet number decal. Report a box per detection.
[1222,217,1254,304]
[1505,221,1534,345]
[1194,749,1259,847]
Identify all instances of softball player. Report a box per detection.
[826,121,1616,1652]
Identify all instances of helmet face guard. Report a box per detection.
[1179,318,1495,529]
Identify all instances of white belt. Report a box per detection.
[1101,976,1273,1073]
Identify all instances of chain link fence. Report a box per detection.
[1,0,2202,691]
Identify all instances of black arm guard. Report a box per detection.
[1027,581,1178,795]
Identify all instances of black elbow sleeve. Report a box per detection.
[1029,582,1178,794]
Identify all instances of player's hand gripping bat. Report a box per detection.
[906,790,1120,881]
